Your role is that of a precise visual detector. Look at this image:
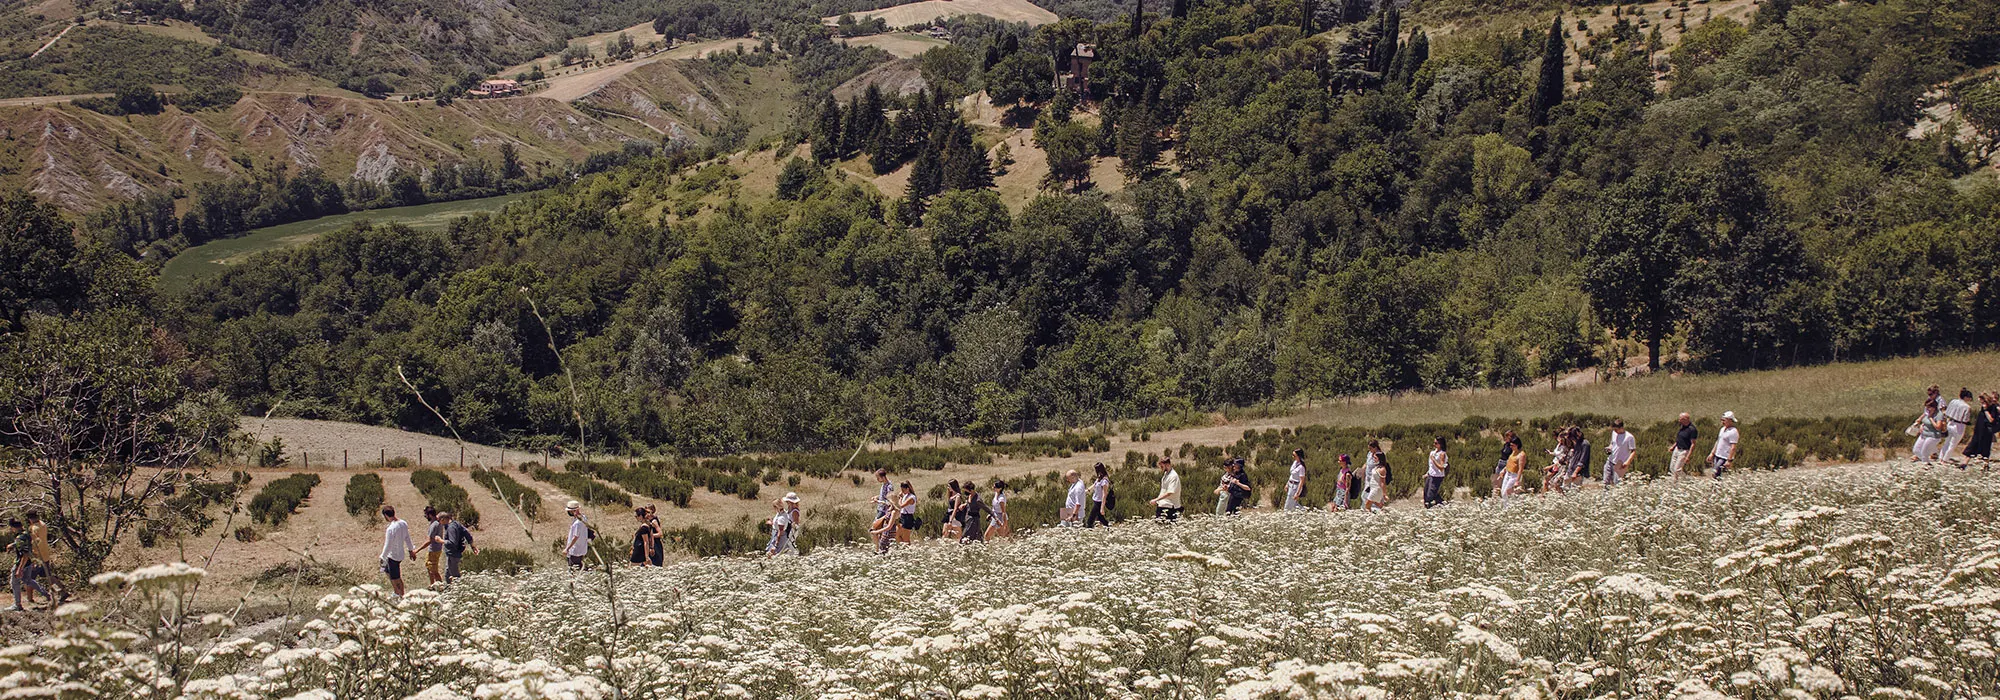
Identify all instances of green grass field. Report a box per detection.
[160,192,529,290]
[1263,352,2000,428]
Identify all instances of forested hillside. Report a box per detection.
[9,0,2000,460]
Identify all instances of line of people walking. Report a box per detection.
[1911,386,1999,465]
[362,391,1995,587]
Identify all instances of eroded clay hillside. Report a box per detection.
[0,60,777,212]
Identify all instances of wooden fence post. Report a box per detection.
[459,446,465,469]
[418,448,423,468]
[343,450,349,469]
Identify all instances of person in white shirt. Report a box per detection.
[1061,470,1086,526]
[1423,438,1448,508]
[1943,388,1975,464]
[1283,449,1308,511]
[563,500,591,569]
[1602,419,1637,486]
[1711,412,1740,479]
[379,505,416,597]
[1149,458,1182,521]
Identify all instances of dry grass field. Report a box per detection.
[841,31,949,58]
[825,0,1059,28]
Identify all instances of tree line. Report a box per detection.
[6,0,2000,471]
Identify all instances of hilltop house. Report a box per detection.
[1058,43,1095,95]
[468,79,522,98]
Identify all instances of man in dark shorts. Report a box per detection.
[380,506,415,597]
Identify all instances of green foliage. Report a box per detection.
[248,474,322,526]
[0,26,249,99]
[566,459,693,508]
[470,467,543,520]
[460,547,536,574]
[529,464,632,508]
[410,469,481,527]
[152,0,2000,462]
[343,473,385,516]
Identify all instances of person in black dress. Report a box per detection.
[645,505,665,566]
[629,507,657,566]
[1967,392,1998,462]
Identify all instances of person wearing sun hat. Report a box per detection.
[1710,411,1740,479]
[563,501,590,570]
[766,493,802,556]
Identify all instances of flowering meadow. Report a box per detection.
[13,464,2000,699]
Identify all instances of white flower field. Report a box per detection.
[13,463,2000,699]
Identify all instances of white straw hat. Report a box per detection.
[565,500,582,510]
[782,492,800,503]
[1721,411,1735,421]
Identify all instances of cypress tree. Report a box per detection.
[1301,0,1314,34]
[840,95,866,156]
[810,97,843,162]
[1398,30,1429,85]
[1528,17,1566,126]
[1369,8,1400,74]
[1130,0,1145,39]
[1172,0,1188,19]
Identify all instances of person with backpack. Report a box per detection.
[564,501,592,569]
[1362,441,1389,511]
[6,519,47,613]
[439,511,476,582]
[1085,463,1113,528]
[1329,454,1354,512]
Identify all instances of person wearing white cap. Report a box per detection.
[765,493,802,556]
[563,501,591,569]
[1710,412,1739,479]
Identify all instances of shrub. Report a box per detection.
[461,547,536,575]
[247,473,320,526]
[566,460,691,507]
[529,464,631,507]
[344,474,385,516]
[250,560,360,587]
[410,469,481,527]
[470,467,543,520]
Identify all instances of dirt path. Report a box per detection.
[29,22,75,59]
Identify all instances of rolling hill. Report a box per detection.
[0,51,794,212]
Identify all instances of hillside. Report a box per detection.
[0,58,790,212]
